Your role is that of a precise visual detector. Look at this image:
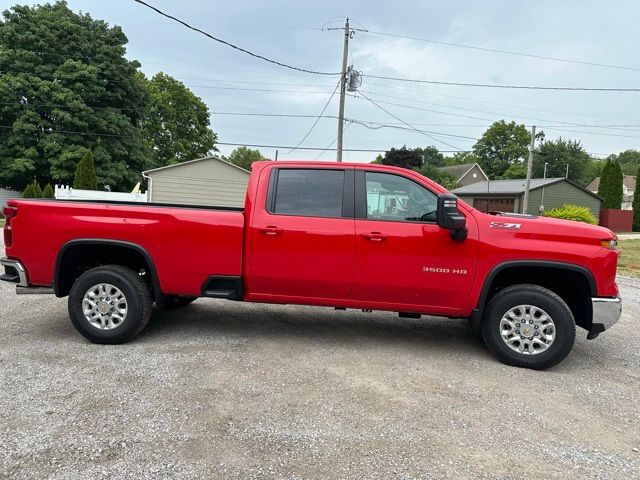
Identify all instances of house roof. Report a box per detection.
[452,177,603,203]
[586,175,636,192]
[143,156,250,175]
[437,163,487,181]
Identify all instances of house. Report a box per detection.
[586,175,636,210]
[452,177,602,218]
[437,163,488,187]
[143,156,250,207]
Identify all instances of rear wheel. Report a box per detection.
[481,284,576,369]
[160,295,197,309]
[68,265,152,344]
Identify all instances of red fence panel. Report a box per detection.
[599,209,633,232]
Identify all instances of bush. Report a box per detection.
[22,180,42,198]
[74,150,98,190]
[543,204,597,224]
[42,183,54,198]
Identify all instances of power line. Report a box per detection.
[363,74,640,92]
[283,80,341,154]
[357,91,464,150]
[217,141,467,153]
[362,30,640,72]
[131,0,339,76]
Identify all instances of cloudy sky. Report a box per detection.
[11,0,640,162]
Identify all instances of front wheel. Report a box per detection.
[481,284,576,370]
[68,265,153,344]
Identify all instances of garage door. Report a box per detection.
[473,198,515,213]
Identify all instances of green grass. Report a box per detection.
[617,239,640,277]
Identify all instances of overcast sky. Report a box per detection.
[9,0,640,162]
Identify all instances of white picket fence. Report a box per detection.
[54,185,148,202]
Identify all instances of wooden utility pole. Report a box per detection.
[336,17,350,162]
[522,125,536,213]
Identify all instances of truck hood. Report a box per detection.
[482,212,616,243]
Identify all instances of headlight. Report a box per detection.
[601,238,617,250]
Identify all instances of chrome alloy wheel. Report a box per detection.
[500,304,555,355]
[82,283,128,330]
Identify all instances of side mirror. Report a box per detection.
[437,194,468,241]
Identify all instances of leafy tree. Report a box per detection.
[371,154,383,164]
[443,151,479,166]
[141,72,217,168]
[633,165,640,232]
[597,160,612,202]
[382,146,423,170]
[609,150,640,175]
[42,183,54,198]
[500,163,527,179]
[472,121,538,179]
[0,1,150,191]
[225,146,265,171]
[418,164,458,190]
[417,146,445,167]
[532,138,593,186]
[74,150,98,190]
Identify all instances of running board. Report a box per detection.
[201,275,243,300]
[16,286,54,295]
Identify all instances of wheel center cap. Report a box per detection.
[97,302,110,314]
[520,324,534,337]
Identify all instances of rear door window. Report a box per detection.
[271,169,346,218]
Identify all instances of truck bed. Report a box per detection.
[5,198,245,297]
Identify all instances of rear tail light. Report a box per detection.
[3,206,17,247]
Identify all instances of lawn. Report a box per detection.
[617,239,640,277]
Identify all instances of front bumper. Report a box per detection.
[0,257,28,287]
[588,296,622,339]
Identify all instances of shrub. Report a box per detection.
[74,150,98,190]
[42,183,54,199]
[22,180,42,198]
[543,204,597,224]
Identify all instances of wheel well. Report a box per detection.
[55,241,159,300]
[479,265,594,331]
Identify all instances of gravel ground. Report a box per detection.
[1,237,639,480]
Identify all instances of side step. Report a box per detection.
[201,275,243,300]
[16,286,54,295]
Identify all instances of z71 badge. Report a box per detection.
[490,222,521,230]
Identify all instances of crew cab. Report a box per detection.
[1,161,622,369]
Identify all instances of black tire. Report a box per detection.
[68,265,152,344]
[159,296,197,309]
[481,284,576,370]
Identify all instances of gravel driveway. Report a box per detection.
[1,236,639,479]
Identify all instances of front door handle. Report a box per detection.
[258,226,283,235]
[361,232,388,242]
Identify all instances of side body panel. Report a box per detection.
[4,200,244,296]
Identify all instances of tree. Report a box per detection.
[610,150,640,175]
[532,138,593,186]
[0,2,150,191]
[22,180,40,198]
[418,164,458,190]
[371,154,383,164]
[472,121,536,179]
[74,150,98,190]
[443,151,479,166]
[633,165,640,231]
[225,147,265,171]
[599,160,623,209]
[42,183,54,198]
[141,72,217,168]
[382,146,423,170]
[417,146,445,167]
[500,163,527,179]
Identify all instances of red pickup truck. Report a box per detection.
[1,161,621,369]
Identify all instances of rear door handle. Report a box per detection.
[258,226,283,235]
[361,232,388,242]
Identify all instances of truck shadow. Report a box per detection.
[142,298,488,357]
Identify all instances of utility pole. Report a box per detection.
[336,17,350,162]
[522,125,536,214]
